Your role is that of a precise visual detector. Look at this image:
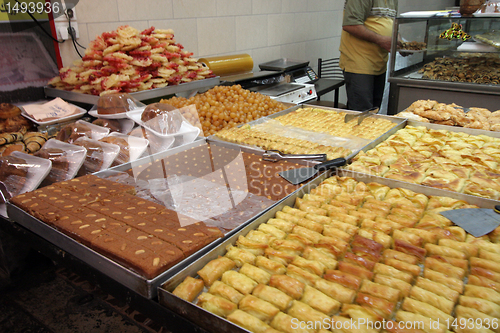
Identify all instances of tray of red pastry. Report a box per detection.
[158,168,500,333]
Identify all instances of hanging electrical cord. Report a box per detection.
[12,0,65,43]
[66,11,83,58]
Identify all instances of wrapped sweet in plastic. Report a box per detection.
[74,137,120,175]
[100,135,130,165]
[0,155,29,197]
[96,93,138,115]
[92,118,122,132]
[141,103,183,135]
[56,122,93,144]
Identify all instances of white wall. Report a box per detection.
[59,0,456,104]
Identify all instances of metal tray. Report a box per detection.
[258,58,309,72]
[4,138,305,299]
[406,119,500,138]
[207,104,407,161]
[158,169,499,333]
[44,77,220,105]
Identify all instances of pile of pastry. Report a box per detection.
[397,99,500,131]
[171,176,500,333]
[275,108,395,140]
[418,56,500,84]
[347,126,500,199]
[48,25,214,96]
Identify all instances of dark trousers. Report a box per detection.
[344,71,386,111]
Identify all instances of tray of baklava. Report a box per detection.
[208,104,407,162]
[6,138,316,299]
[158,169,500,333]
[346,120,500,201]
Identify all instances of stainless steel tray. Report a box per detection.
[44,77,220,105]
[406,119,500,138]
[207,104,407,161]
[4,138,304,299]
[158,169,499,333]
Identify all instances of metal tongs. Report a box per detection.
[344,107,379,125]
[262,150,327,163]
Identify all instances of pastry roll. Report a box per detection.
[225,246,256,267]
[240,263,272,285]
[286,264,320,286]
[322,225,351,242]
[427,254,468,271]
[351,235,384,254]
[291,226,323,244]
[356,292,395,319]
[479,249,500,263]
[403,227,438,244]
[357,228,392,248]
[468,274,500,293]
[269,274,305,300]
[270,311,315,333]
[425,243,466,260]
[464,284,500,306]
[302,246,337,270]
[394,240,426,262]
[221,270,258,295]
[197,256,236,286]
[197,292,237,318]
[383,249,419,265]
[246,230,273,244]
[459,296,500,318]
[286,233,314,247]
[236,235,268,256]
[328,211,359,226]
[227,309,271,333]
[297,200,328,216]
[209,281,244,304]
[255,255,286,275]
[423,268,463,293]
[171,276,204,302]
[424,257,465,279]
[360,280,401,303]
[238,295,280,323]
[470,257,500,274]
[455,305,500,333]
[286,300,329,325]
[395,310,447,333]
[294,217,323,234]
[264,248,296,266]
[269,238,305,256]
[393,229,423,247]
[252,284,293,311]
[415,277,459,303]
[328,220,359,236]
[258,224,286,239]
[305,212,332,225]
[351,245,382,263]
[438,239,478,258]
[281,206,307,218]
[302,193,329,204]
[373,263,413,283]
[300,285,340,316]
[409,286,454,314]
[341,304,380,324]
[296,196,322,208]
[384,258,420,277]
[324,269,362,290]
[343,252,375,271]
[361,219,392,234]
[267,218,296,233]
[314,278,356,304]
[291,256,325,276]
[373,274,412,297]
[338,261,374,280]
[331,314,378,333]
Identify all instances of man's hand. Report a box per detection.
[343,25,392,52]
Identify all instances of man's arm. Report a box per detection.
[343,25,392,52]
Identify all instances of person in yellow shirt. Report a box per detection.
[339,0,398,111]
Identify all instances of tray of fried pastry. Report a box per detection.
[347,120,500,201]
[210,104,406,162]
[158,169,500,333]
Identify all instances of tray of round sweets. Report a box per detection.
[209,104,407,162]
[159,168,500,333]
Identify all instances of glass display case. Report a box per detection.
[387,15,500,115]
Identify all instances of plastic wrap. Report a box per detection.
[73,137,120,175]
[100,132,149,166]
[55,120,110,144]
[34,139,87,186]
[92,118,135,134]
[0,152,51,198]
